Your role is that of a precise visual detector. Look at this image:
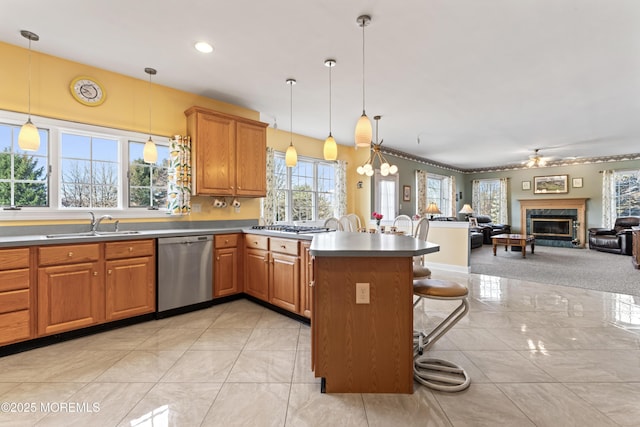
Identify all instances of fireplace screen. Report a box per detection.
[531,218,573,237]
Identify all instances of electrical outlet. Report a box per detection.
[356,282,370,304]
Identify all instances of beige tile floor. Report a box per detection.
[1,270,639,426]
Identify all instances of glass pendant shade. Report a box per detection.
[355,114,372,148]
[143,137,158,163]
[323,134,337,160]
[285,143,297,167]
[18,119,40,151]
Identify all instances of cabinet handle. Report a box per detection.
[129,247,133,252]
[68,251,73,257]
[281,245,287,249]
[225,239,229,244]
[254,241,258,245]
[309,281,314,287]
[93,271,98,276]
[108,269,112,275]
[264,258,268,263]
[216,256,220,260]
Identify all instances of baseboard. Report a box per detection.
[427,262,470,274]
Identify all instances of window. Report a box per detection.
[60,132,119,208]
[473,178,503,220]
[0,123,49,207]
[128,141,170,208]
[427,174,451,215]
[374,171,398,220]
[273,153,336,223]
[613,170,640,216]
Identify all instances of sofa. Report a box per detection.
[588,216,640,255]
[472,214,511,244]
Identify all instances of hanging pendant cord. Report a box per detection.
[148,73,152,137]
[329,64,332,135]
[27,37,32,118]
[290,81,293,143]
[361,20,366,114]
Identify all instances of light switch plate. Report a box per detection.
[356,282,370,304]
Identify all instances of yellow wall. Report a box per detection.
[1,41,372,226]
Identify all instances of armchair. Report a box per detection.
[588,216,640,255]
[472,214,511,244]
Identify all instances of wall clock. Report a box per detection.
[70,76,106,106]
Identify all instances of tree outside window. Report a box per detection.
[128,141,170,208]
[614,170,640,216]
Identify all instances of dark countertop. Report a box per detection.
[310,231,439,257]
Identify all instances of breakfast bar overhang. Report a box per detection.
[309,232,440,393]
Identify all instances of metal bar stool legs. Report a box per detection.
[413,278,470,392]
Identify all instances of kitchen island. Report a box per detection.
[310,232,439,393]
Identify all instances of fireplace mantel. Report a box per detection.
[519,198,589,248]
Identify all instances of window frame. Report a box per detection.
[374,170,399,222]
[273,152,337,223]
[0,110,170,221]
[612,169,640,217]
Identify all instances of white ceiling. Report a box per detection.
[2,0,639,170]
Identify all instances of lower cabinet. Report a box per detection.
[633,229,639,269]
[270,238,300,313]
[214,234,242,297]
[105,240,155,321]
[244,234,269,300]
[0,247,34,345]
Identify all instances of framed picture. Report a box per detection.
[572,177,583,188]
[522,180,531,190]
[469,217,478,228]
[403,185,411,202]
[533,175,568,194]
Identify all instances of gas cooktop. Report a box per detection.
[251,225,334,234]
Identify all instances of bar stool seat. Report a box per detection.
[413,278,470,392]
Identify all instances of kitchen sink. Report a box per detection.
[45,230,140,238]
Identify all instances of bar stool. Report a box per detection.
[412,217,431,279]
[413,278,470,392]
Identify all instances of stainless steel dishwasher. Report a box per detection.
[157,235,213,315]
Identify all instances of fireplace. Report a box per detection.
[519,198,588,248]
[531,215,573,239]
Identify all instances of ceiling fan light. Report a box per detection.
[18,119,40,151]
[355,114,372,148]
[323,134,337,161]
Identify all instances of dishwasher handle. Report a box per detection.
[158,235,213,245]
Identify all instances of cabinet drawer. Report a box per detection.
[38,244,100,266]
[0,248,30,270]
[0,310,30,345]
[0,289,30,313]
[105,239,155,260]
[215,234,239,249]
[0,269,29,292]
[245,234,268,250]
[271,237,299,256]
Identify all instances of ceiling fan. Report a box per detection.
[525,149,552,168]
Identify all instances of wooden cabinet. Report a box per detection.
[269,238,300,313]
[37,243,104,335]
[105,240,155,321]
[300,241,313,318]
[185,106,267,197]
[0,247,34,345]
[633,229,640,269]
[214,234,242,297]
[244,234,269,300]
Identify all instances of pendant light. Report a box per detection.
[285,78,298,167]
[143,67,158,164]
[323,59,338,161]
[18,30,40,152]
[354,15,372,149]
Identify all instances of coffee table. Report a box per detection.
[492,234,535,258]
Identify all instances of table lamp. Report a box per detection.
[424,202,442,219]
[458,204,474,220]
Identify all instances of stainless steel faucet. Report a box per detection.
[92,215,113,232]
[88,211,96,230]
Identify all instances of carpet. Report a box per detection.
[470,244,640,296]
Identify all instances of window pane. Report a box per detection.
[61,134,91,158]
[61,184,91,207]
[92,185,118,208]
[0,152,10,179]
[0,126,11,151]
[0,182,10,205]
[92,138,118,162]
[15,182,48,206]
[614,171,640,216]
[128,141,169,207]
[14,154,47,180]
[317,192,334,220]
[129,187,150,207]
[292,190,313,221]
[61,159,92,183]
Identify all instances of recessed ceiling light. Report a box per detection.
[194,41,213,53]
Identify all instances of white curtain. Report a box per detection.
[450,175,457,217]
[472,180,480,213]
[262,147,276,225]
[166,135,191,215]
[498,177,509,224]
[334,160,347,218]
[602,170,614,228]
[416,170,427,216]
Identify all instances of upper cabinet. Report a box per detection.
[185,106,267,197]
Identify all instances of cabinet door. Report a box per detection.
[214,247,240,297]
[235,121,267,196]
[300,241,313,318]
[244,248,269,301]
[105,256,155,321]
[37,261,103,335]
[270,252,300,313]
[192,112,236,195]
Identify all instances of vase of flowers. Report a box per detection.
[372,212,383,231]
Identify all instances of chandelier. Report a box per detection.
[356,116,398,177]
